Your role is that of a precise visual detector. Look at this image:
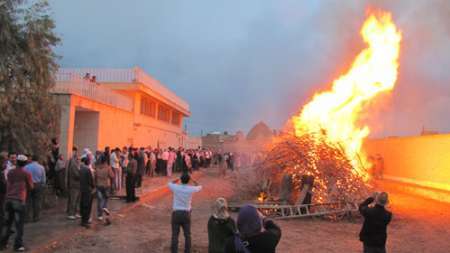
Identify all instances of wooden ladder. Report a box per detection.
[255,202,358,219]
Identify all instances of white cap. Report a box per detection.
[17,154,28,162]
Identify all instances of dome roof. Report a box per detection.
[246,121,273,140]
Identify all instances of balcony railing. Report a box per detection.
[133,67,190,112]
[57,67,190,114]
[52,73,134,111]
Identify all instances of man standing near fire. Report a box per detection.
[359,192,392,253]
[168,173,202,253]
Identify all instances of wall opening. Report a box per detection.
[73,108,99,152]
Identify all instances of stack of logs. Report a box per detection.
[258,132,371,204]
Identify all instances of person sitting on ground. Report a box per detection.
[208,197,236,253]
[168,173,202,253]
[224,205,281,253]
[359,192,392,253]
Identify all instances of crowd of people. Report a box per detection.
[0,139,221,251]
[169,173,391,253]
[0,139,391,253]
[168,173,283,253]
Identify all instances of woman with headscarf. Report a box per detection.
[208,198,236,253]
[224,205,281,253]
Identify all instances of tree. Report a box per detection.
[0,0,60,156]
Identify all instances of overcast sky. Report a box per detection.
[49,0,450,137]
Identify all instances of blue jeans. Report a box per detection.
[0,200,26,249]
[97,186,108,217]
[26,184,43,221]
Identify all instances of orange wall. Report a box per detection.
[59,94,185,158]
[364,134,450,192]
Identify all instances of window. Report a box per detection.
[158,104,170,122]
[140,95,156,117]
[171,111,181,126]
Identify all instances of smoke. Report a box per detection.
[287,0,450,137]
[365,0,450,136]
[49,0,450,136]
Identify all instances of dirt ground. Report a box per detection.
[48,168,450,253]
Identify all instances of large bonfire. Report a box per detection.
[258,11,402,204]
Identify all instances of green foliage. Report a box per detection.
[0,0,60,155]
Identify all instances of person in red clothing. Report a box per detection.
[0,154,33,252]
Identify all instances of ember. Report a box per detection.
[257,191,268,203]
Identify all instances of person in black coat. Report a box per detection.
[79,156,95,228]
[359,192,392,253]
[125,151,139,203]
[224,205,281,253]
[0,153,8,228]
[135,148,146,188]
[175,149,183,173]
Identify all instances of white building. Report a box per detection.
[52,67,190,157]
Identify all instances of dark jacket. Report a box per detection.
[127,159,138,175]
[224,219,281,253]
[0,161,7,194]
[208,216,236,253]
[79,164,95,193]
[137,152,146,175]
[67,156,80,189]
[359,197,392,247]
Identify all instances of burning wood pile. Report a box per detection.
[232,10,401,214]
[259,132,371,205]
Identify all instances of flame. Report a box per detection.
[292,11,402,180]
[257,192,267,203]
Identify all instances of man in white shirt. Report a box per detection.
[162,149,169,176]
[205,150,211,168]
[110,148,121,193]
[168,173,202,253]
[167,148,177,177]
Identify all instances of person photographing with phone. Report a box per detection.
[359,192,392,253]
[225,204,282,253]
[168,173,202,253]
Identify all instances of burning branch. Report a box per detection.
[260,132,371,204]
